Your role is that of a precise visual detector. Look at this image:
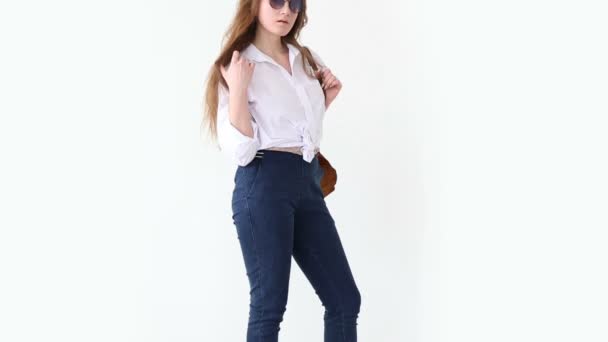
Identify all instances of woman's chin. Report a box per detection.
[270,27,291,37]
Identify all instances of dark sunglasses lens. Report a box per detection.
[269,0,285,10]
[290,0,302,12]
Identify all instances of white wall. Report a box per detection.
[1,0,606,341]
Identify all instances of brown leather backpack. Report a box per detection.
[301,46,337,198]
[316,151,337,197]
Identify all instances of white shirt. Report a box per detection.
[216,42,327,166]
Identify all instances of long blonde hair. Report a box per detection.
[201,0,322,145]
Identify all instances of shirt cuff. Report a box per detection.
[218,117,261,167]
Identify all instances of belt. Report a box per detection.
[255,146,320,158]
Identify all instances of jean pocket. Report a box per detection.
[232,158,262,203]
[245,158,262,197]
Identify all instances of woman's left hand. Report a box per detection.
[315,67,342,109]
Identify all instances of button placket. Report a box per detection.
[246,43,318,162]
[295,83,318,151]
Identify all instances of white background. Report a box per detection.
[1,0,607,341]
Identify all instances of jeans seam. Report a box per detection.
[246,159,262,198]
[245,197,264,342]
[308,248,347,342]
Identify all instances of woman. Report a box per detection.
[202,1,361,341]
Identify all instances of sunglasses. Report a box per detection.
[269,0,302,13]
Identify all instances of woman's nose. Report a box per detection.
[280,0,290,14]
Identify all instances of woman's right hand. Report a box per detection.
[220,50,255,95]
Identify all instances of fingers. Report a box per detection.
[319,68,333,83]
[319,68,342,90]
[315,67,330,77]
[322,71,337,88]
[231,50,240,65]
[223,50,255,77]
[321,67,331,78]
[230,50,256,68]
[323,75,335,89]
[326,77,341,89]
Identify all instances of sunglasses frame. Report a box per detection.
[268,0,302,13]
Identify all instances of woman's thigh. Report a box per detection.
[231,156,299,309]
[292,197,361,312]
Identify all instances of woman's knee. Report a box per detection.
[327,285,361,315]
[348,286,362,314]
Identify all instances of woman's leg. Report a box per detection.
[231,155,298,342]
[293,186,362,342]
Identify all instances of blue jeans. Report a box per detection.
[231,149,361,342]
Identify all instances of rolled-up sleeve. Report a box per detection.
[216,84,261,166]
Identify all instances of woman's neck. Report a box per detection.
[252,27,288,58]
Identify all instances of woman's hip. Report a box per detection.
[231,149,322,202]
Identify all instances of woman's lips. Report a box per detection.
[277,20,288,24]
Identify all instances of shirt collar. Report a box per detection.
[242,42,300,67]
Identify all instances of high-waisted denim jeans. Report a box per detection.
[231,149,361,342]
